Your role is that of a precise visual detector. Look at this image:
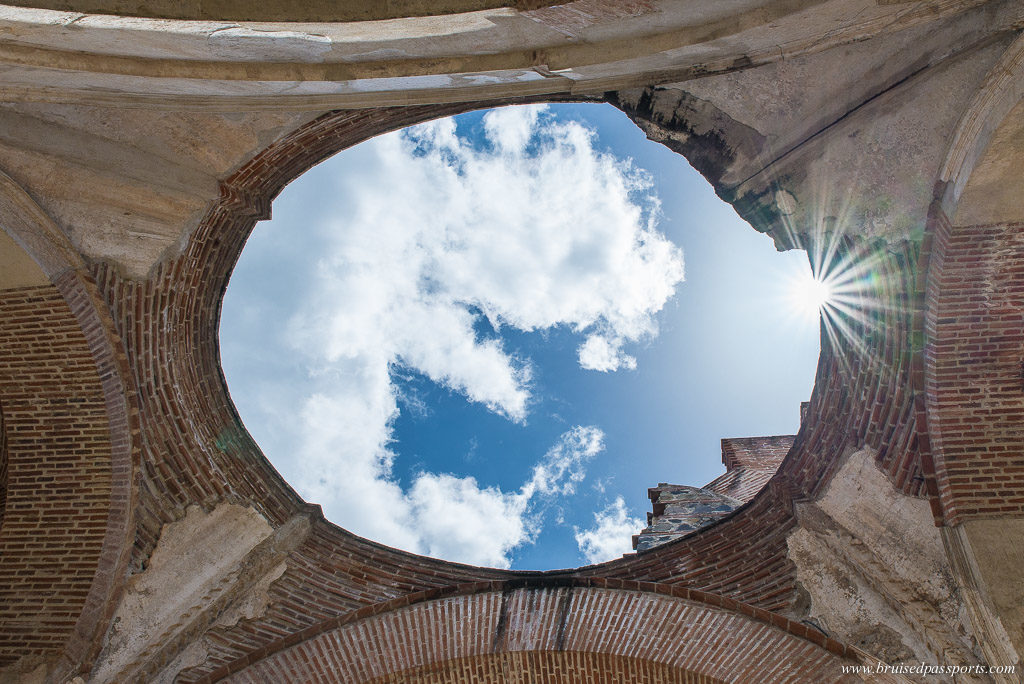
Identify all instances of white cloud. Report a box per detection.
[574,496,645,565]
[577,334,637,372]
[406,473,532,568]
[405,426,604,567]
[483,104,541,154]
[249,105,683,567]
[523,425,604,497]
[292,415,605,568]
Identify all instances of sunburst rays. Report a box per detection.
[773,182,912,377]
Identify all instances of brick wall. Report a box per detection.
[0,285,112,665]
[720,435,793,473]
[708,435,794,502]
[929,220,1024,523]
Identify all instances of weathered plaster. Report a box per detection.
[684,19,1013,249]
[962,519,1024,659]
[610,10,1018,255]
[943,520,1024,676]
[788,448,982,676]
[0,104,316,277]
[0,227,47,288]
[91,504,274,683]
[954,98,1024,227]
[152,640,208,684]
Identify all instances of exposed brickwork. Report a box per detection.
[784,238,924,502]
[703,467,773,503]
[197,580,857,683]
[0,285,112,665]
[928,220,1024,523]
[708,435,794,502]
[721,435,793,473]
[0,399,6,529]
[366,652,721,684]
[911,193,953,524]
[51,268,141,681]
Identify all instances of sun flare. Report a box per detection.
[791,271,835,319]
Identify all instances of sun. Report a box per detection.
[788,267,835,321]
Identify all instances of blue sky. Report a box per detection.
[220,103,820,570]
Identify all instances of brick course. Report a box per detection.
[708,435,794,502]
[365,652,720,684]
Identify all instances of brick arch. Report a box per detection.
[0,285,125,675]
[365,653,723,684]
[194,579,860,683]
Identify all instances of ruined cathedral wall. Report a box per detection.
[0,0,1023,680]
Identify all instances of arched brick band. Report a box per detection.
[910,184,954,525]
[365,652,723,684]
[195,578,860,683]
